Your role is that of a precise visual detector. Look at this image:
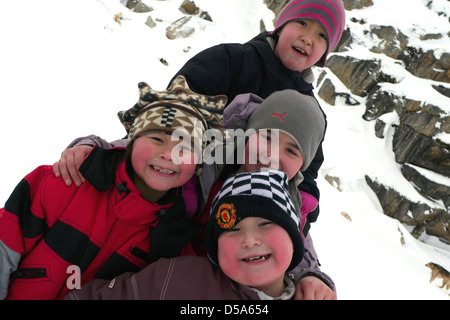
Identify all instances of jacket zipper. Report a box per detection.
[10,268,46,282]
[80,222,129,282]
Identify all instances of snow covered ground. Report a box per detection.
[0,0,449,299]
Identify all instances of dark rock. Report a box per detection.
[343,0,373,10]
[401,164,450,207]
[326,56,397,97]
[432,84,450,99]
[180,0,199,15]
[397,48,450,83]
[374,119,386,138]
[365,175,444,226]
[392,125,450,177]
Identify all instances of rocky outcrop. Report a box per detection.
[401,165,450,208]
[365,175,449,243]
[364,175,445,226]
[393,124,450,176]
[313,0,450,243]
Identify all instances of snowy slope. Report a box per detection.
[0,0,449,299]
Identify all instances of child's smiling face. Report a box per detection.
[217,217,294,297]
[131,132,198,199]
[274,19,328,72]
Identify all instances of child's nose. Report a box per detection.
[301,34,312,46]
[159,147,173,161]
[300,29,313,46]
[242,231,262,248]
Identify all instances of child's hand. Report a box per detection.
[295,276,337,300]
[53,146,93,187]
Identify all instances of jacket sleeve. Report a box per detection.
[64,272,137,300]
[65,134,126,150]
[64,258,175,300]
[0,240,20,300]
[169,44,233,97]
[0,166,54,299]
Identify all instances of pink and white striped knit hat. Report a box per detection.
[272,0,346,67]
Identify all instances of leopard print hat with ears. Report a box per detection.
[118,75,228,170]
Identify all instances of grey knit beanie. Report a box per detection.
[247,90,326,172]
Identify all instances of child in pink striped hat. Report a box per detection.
[271,0,346,70]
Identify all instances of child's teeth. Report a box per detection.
[246,256,267,262]
[295,47,306,54]
[153,165,174,174]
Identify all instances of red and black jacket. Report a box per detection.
[0,146,201,299]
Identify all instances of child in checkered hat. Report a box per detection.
[65,170,304,300]
[204,170,304,299]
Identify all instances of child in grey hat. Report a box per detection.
[227,89,326,185]
[222,89,326,233]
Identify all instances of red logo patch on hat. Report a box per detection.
[216,203,237,229]
[273,112,287,121]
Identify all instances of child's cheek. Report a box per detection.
[217,236,241,275]
[265,227,294,264]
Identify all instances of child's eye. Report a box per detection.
[319,33,328,41]
[298,20,307,27]
[259,221,273,227]
[286,148,300,156]
[150,136,164,143]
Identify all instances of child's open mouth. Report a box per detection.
[243,254,271,262]
[293,46,307,56]
[151,165,175,175]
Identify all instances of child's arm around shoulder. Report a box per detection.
[53,134,126,187]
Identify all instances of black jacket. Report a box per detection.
[170,32,315,103]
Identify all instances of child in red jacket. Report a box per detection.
[0,76,227,300]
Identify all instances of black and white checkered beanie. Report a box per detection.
[205,170,304,271]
